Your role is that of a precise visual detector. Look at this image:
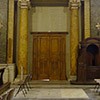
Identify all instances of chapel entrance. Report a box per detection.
[32,32,67,80]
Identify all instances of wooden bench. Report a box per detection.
[0,82,10,95]
[0,88,15,100]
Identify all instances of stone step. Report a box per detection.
[29,80,69,85]
[10,80,94,89]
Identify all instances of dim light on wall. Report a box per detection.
[96,23,100,30]
[0,22,3,29]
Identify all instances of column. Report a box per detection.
[84,0,91,38]
[7,0,14,63]
[69,0,80,75]
[18,0,30,75]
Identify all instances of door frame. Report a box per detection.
[31,32,68,80]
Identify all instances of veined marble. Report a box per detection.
[13,88,89,99]
[0,64,15,83]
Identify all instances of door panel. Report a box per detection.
[33,37,38,79]
[38,36,49,79]
[49,36,61,80]
[60,37,66,79]
[32,33,66,80]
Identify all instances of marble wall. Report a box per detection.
[91,0,100,37]
[31,7,68,32]
[0,0,8,63]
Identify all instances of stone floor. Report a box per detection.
[11,81,100,100]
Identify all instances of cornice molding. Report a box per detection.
[30,0,69,7]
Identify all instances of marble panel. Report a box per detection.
[0,64,15,83]
[0,0,8,63]
[13,88,89,99]
[91,0,100,37]
[32,7,68,32]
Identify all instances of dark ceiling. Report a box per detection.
[30,0,69,7]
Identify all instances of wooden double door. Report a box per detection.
[32,32,66,80]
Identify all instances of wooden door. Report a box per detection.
[32,34,49,79]
[49,35,61,80]
[49,35,66,80]
[37,35,49,79]
[32,33,66,80]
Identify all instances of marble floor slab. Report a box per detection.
[13,88,89,100]
[11,81,100,100]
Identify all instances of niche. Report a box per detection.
[86,44,99,66]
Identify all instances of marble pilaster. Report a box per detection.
[7,0,14,63]
[69,0,80,75]
[18,0,30,75]
[84,0,90,38]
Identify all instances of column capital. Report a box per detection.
[18,0,30,9]
[69,0,81,9]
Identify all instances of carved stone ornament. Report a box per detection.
[70,0,80,2]
[69,0,80,9]
[19,0,30,9]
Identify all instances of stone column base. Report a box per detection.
[68,75,77,82]
[0,64,15,83]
